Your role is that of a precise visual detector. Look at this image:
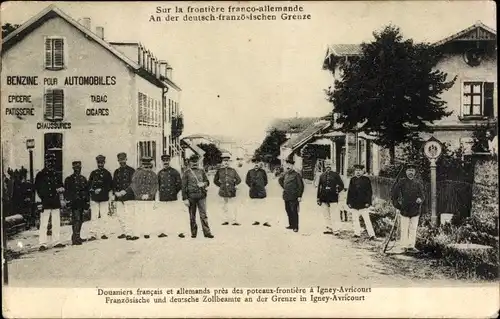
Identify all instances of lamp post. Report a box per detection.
[26,139,35,182]
[423,137,443,226]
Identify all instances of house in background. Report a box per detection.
[267,117,319,140]
[319,21,497,174]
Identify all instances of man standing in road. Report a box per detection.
[391,163,425,254]
[64,161,90,246]
[215,153,242,226]
[128,156,158,240]
[87,155,113,240]
[34,153,66,251]
[245,159,270,227]
[347,164,376,240]
[182,155,214,239]
[278,158,304,233]
[157,154,182,238]
[316,160,344,235]
[113,152,136,240]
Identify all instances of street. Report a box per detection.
[6,164,464,288]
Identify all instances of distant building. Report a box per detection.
[1,5,183,179]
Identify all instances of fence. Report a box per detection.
[370,176,473,218]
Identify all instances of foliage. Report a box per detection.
[2,23,20,38]
[254,129,287,164]
[326,25,456,162]
[369,199,399,237]
[471,123,496,153]
[171,114,184,138]
[198,143,222,167]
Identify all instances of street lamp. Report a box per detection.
[26,139,35,183]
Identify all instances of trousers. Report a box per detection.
[83,201,110,237]
[352,208,375,237]
[321,202,340,232]
[188,198,212,237]
[71,208,84,243]
[156,201,185,235]
[222,197,238,223]
[284,200,299,229]
[39,208,61,246]
[400,215,420,248]
[133,200,156,236]
[249,198,269,223]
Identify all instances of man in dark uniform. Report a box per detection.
[128,156,158,239]
[87,155,113,240]
[182,155,214,239]
[278,158,304,233]
[391,163,425,253]
[157,154,182,238]
[214,153,242,226]
[113,152,136,240]
[35,153,66,251]
[64,161,90,245]
[317,160,344,235]
[245,159,270,227]
[347,164,376,240]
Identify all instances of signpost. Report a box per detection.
[423,136,443,226]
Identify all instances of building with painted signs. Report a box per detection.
[1,5,183,180]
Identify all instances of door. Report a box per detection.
[44,133,63,184]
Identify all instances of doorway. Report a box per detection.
[44,133,63,184]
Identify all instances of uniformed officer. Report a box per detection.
[112,152,136,239]
[128,156,158,239]
[391,163,425,253]
[157,154,182,238]
[87,155,113,240]
[316,160,344,235]
[182,155,214,239]
[245,159,270,227]
[64,161,90,245]
[278,158,304,233]
[34,153,66,251]
[214,153,242,226]
[347,164,376,240]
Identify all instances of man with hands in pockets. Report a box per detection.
[347,164,376,240]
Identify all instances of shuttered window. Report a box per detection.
[45,37,65,70]
[462,82,495,117]
[44,89,64,121]
[138,92,144,125]
[484,82,494,118]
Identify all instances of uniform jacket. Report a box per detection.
[214,167,242,198]
[88,168,113,202]
[113,165,136,202]
[158,167,182,201]
[35,168,63,209]
[245,168,268,199]
[347,176,373,209]
[391,178,425,217]
[278,170,304,201]
[128,168,158,201]
[64,174,90,209]
[182,168,210,200]
[317,171,344,203]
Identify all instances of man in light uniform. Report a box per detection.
[245,159,270,227]
[347,164,376,240]
[112,152,136,240]
[87,155,113,240]
[128,156,158,239]
[316,160,344,235]
[157,154,182,237]
[214,153,242,226]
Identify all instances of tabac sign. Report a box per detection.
[423,136,443,160]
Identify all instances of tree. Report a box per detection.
[327,25,456,163]
[198,143,222,167]
[2,23,20,38]
[254,129,287,164]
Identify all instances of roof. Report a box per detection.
[268,117,319,133]
[326,44,362,57]
[181,139,205,156]
[281,120,331,150]
[2,5,181,91]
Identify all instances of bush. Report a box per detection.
[369,199,398,237]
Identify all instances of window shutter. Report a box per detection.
[53,38,64,68]
[138,93,143,124]
[45,38,53,68]
[53,89,64,119]
[484,82,494,117]
[44,89,54,119]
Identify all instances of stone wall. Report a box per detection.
[471,158,499,225]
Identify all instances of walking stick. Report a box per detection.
[382,162,406,254]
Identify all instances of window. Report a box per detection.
[44,89,64,121]
[462,82,495,117]
[138,92,145,125]
[45,37,65,70]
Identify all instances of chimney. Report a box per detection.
[96,26,104,40]
[166,65,173,80]
[81,17,91,30]
[158,61,168,78]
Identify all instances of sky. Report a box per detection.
[1,1,496,145]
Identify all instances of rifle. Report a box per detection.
[382,162,406,254]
